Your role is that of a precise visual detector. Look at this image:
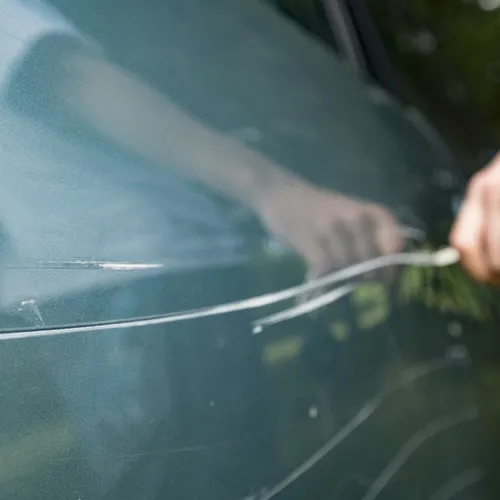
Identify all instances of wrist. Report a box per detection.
[239,157,310,211]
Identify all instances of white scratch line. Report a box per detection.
[256,358,458,500]
[55,442,237,462]
[0,249,457,341]
[253,284,355,331]
[5,259,165,271]
[429,468,484,500]
[360,408,479,500]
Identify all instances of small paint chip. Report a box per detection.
[308,406,319,419]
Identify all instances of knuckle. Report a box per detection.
[360,205,381,224]
[467,172,486,195]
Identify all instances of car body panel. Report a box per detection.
[0,1,493,499]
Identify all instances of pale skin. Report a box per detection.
[60,49,500,286]
[451,153,500,284]
[49,51,402,277]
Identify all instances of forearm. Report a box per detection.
[62,54,302,209]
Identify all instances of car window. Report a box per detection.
[266,0,338,50]
[365,0,500,168]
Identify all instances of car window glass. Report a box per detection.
[365,0,500,168]
[265,0,338,50]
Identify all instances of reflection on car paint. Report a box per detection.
[4,259,166,271]
[359,407,478,500]
[0,247,459,341]
[252,284,355,332]
[0,223,423,274]
[250,357,468,500]
[0,1,490,499]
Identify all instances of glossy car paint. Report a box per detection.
[0,1,494,499]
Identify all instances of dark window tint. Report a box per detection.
[365,0,500,169]
[267,0,338,49]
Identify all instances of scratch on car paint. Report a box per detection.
[254,358,461,500]
[0,248,459,341]
[252,284,356,332]
[5,259,165,270]
[429,468,484,500]
[56,428,287,464]
[360,408,479,500]
[56,442,237,462]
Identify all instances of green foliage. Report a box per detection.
[367,0,500,163]
[412,0,500,131]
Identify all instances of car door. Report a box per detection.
[0,0,493,499]
[345,1,500,496]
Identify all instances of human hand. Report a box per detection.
[256,180,403,279]
[450,154,500,284]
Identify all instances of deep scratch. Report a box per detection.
[4,260,165,271]
[255,358,459,500]
[0,248,457,341]
[252,284,355,332]
[360,408,479,500]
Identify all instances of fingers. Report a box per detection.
[311,217,374,278]
[305,205,400,282]
[484,183,500,283]
[335,221,357,264]
[450,171,489,282]
[356,214,378,261]
[305,215,354,278]
[365,207,403,280]
[356,214,380,279]
[332,208,396,267]
[321,228,349,270]
[372,208,404,256]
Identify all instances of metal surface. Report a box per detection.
[0,1,493,499]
